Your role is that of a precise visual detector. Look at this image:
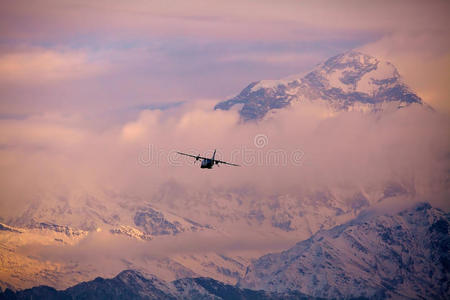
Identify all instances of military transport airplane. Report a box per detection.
[177,150,240,169]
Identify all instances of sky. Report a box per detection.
[0,0,449,119]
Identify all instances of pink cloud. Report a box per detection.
[0,48,109,83]
[2,0,447,42]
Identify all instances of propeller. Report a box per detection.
[194,154,200,164]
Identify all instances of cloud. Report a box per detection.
[18,228,296,264]
[1,100,448,220]
[0,115,85,148]
[1,0,448,42]
[0,48,108,83]
[219,51,324,67]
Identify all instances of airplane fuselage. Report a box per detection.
[201,159,214,169]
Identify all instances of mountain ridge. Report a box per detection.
[0,269,318,300]
[0,180,420,290]
[239,202,449,299]
[2,203,448,299]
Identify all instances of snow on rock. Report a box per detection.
[133,207,211,236]
[250,79,291,92]
[215,51,423,120]
[239,203,449,299]
[1,269,316,299]
[109,225,152,241]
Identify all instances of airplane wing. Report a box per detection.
[177,151,240,166]
[176,152,209,161]
[213,159,240,167]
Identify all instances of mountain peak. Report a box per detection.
[215,50,422,121]
[323,50,377,68]
[313,50,401,94]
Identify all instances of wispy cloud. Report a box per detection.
[0,48,108,83]
[1,0,448,115]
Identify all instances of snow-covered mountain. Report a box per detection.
[1,269,316,300]
[0,221,91,290]
[0,219,249,291]
[215,51,423,120]
[0,191,227,291]
[149,181,416,245]
[7,191,211,236]
[239,203,449,299]
[0,179,418,290]
[3,203,448,299]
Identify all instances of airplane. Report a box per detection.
[177,149,240,169]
